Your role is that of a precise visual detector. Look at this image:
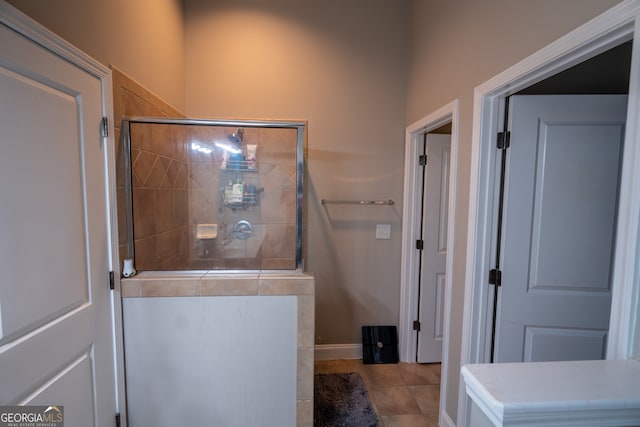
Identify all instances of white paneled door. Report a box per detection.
[494,95,627,363]
[417,133,450,363]
[0,14,116,426]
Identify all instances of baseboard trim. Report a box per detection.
[314,344,362,360]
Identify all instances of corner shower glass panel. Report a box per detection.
[123,118,304,271]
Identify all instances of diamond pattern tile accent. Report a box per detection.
[165,159,180,187]
[159,157,173,188]
[132,150,192,190]
[145,156,165,187]
[175,163,188,188]
[133,150,156,186]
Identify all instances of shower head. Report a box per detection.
[227,128,244,144]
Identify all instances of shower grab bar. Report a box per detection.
[321,199,394,206]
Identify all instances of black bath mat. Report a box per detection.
[314,372,379,427]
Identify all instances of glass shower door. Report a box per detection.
[120,118,305,271]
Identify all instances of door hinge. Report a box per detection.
[419,154,427,166]
[497,131,510,149]
[416,239,424,250]
[413,320,421,331]
[109,271,115,290]
[115,413,121,427]
[488,269,502,287]
[101,116,109,138]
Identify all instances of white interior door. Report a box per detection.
[0,17,116,426]
[495,94,627,363]
[417,133,450,363]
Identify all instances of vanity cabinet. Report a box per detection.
[462,360,640,427]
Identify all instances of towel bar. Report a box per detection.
[321,199,394,206]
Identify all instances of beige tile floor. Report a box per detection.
[314,359,441,427]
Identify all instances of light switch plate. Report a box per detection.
[376,224,391,239]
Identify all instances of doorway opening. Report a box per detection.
[415,127,451,364]
[492,93,627,362]
[461,3,640,422]
[399,100,459,427]
[486,42,632,363]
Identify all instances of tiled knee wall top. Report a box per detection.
[120,271,315,427]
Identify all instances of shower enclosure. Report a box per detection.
[121,118,305,271]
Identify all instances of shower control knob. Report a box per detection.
[233,220,253,240]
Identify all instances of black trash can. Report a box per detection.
[361,325,399,364]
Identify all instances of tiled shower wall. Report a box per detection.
[129,123,191,270]
[112,67,185,270]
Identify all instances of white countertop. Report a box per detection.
[462,359,640,426]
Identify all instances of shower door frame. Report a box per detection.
[121,117,307,271]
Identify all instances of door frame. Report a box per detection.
[399,100,459,427]
[0,2,128,424]
[460,0,640,423]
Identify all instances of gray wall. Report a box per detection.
[183,0,410,347]
[7,0,186,111]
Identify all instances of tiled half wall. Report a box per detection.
[121,272,315,427]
